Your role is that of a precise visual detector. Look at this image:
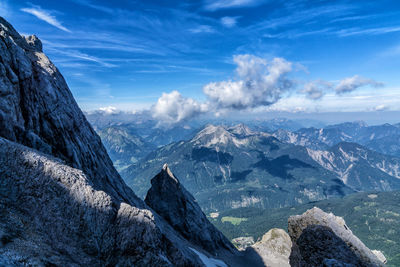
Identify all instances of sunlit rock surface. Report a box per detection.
[251,228,292,267]
[288,207,386,266]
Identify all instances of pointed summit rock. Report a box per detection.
[145,164,236,254]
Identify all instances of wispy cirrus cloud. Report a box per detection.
[221,17,238,28]
[336,26,400,37]
[249,4,353,32]
[68,0,114,14]
[204,0,267,11]
[47,47,116,67]
[189,25,216,34]
[21,5,71,32]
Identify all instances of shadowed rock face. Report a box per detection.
[292,225,365,266]
[0,16,211,266]
[288,207,386,267]
[145,164,236,254]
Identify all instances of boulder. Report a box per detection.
[251,228,292,267]
[288,207,386,266]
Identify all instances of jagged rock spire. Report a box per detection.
[145,164,236,254]
[162,163,179,183]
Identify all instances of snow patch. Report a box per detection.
[189,248,227,267]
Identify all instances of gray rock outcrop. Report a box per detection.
[0,137,199,266]
[251,228,292,267]
[288,207,386,267]
[145,164,236,254]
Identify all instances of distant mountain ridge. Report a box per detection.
[122,124,355,212]
[273,121,400,157]
[122,123,400,212]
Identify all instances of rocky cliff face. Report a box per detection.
[145,164,236,254]
[0,17,137,206]
[0,16,231,266]
[288,207,386,266]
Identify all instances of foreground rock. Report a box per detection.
[145,164,236,254]
[0,137,203,266]
[251,228,291,267]
[288,207,386,266]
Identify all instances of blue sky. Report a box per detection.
[2,0,400,122]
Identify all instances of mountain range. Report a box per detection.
[273,121,400,157]
[120,123,400,212]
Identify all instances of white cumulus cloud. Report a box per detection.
[335,75,383,94]
[203,55,294,109]
[150,55,386,124]
[98,106,120,114]
[21,6,71,33]
[151,91,207,124]
[152,55,296,124]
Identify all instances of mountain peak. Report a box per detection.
[228,123,253,136]
[161,163,179,183]
[145,165,236,253]
[191,124,232,146]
